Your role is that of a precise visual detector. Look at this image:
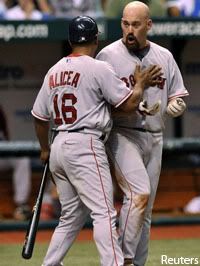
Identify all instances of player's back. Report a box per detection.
[42,55,113,136]
[33,52,132,137]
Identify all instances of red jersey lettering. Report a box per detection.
[49,71,81,89]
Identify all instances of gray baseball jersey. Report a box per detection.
[32,54,133,266]
[96,39,189,265]
[96,39,189,132]
[32,54,132,137]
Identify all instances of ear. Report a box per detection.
[147,19,152,31]
[94,36,98,45]
[121,18,124,29]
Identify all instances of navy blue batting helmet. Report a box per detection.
[68,16,98,44]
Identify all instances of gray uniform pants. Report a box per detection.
[107,128,163,266]
[42,132,123,266]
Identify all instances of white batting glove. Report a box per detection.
[166,98,186,117]
[139,100,161,116]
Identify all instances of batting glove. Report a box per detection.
[139,100,161,115]
[166,98,186,117]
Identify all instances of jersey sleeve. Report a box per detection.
[97,61,132,107]
[31,74,51,121]
[168,53,189,101]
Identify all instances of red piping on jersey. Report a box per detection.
[90,137,119,266]
[168,92,189,101]
[67,53,84,57]
[115,90,133,108]
[31,110,50,122]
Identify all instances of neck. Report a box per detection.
[72,46,95,57]
[140,40,149,50]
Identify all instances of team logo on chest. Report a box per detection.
[121,74,166,90]
[121,74,135,88]
[157,76,166,90]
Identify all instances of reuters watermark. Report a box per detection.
[161,255,199,265]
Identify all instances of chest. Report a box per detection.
[113,54,168,93]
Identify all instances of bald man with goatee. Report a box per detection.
[97,1,189,265]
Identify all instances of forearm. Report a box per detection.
[128,83,145,110]
[34,118,50,151]
[118,82,144,112]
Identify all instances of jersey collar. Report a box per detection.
[67,53,84,57]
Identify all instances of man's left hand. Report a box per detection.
[167,98,186,117]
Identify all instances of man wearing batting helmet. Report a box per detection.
[96,2,189,265]
[32,15,162,266]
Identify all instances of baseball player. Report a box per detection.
[0,105,31,220]
[31,15,162,266]
[96,2,189,266]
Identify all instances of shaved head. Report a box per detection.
[121,1,152,52]
[123,1,150,20]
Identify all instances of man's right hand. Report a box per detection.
[40,149,50,164]
[134,65,163,89]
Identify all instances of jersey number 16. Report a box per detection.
[53,93,77,125]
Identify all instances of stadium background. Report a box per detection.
[0,18,200,140]
[0,17,200,265]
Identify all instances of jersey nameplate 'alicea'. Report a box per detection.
[49,71,81,89]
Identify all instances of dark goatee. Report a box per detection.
[125,34,140,52]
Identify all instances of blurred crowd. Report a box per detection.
[0,0,200,20]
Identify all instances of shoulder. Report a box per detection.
[96,40,123,65]
[150,41,173,58]
[150,41,171,54]
[93,57,114,72]
[87,58,117,83]
[97,39,122,56]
